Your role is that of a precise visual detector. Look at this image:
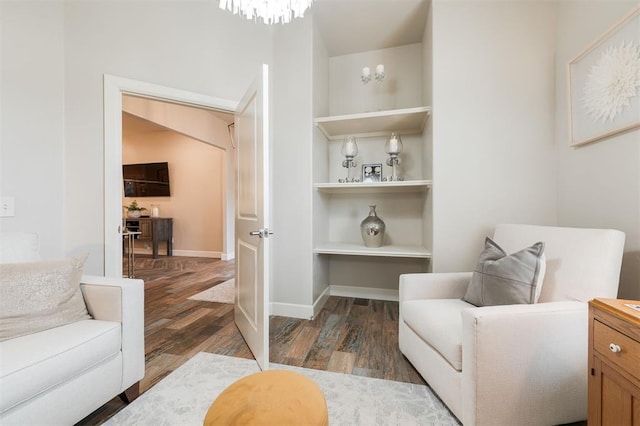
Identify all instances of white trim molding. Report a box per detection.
[270,286,331,319]
[313,286,331,318]
[330,285,399,302]
[270,301,315,320]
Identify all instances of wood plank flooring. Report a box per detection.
[77,255,425,425]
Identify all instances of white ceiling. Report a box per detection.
[311,0,430,57]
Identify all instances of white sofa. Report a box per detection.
[0,232,145,425]
[399,224,625,426]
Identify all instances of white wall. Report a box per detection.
[555,1,640,299]
[312,19,331,306]
[62,1,272,273]
[0,1,66,258]
[431,0,558,272]
[3,0,635,304]
[422,3,434,258]
[271,16,315,316]
[329,43,424,115]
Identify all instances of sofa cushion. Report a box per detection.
[402,298,475,371]
[0,319,121,414]
[464,237,546,307]
[0,254,91,341]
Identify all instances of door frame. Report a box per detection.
[103,75,238,277]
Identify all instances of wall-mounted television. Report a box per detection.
[123,162,171,197]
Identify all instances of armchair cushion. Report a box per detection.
[464,237,546,307]
[402,298,475,371]
[0,254,91,342]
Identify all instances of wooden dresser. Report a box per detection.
[588,298,640,425]
[124,217,173,259]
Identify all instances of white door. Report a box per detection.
[234,64,271,370]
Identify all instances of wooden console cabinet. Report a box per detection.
[125,217,173,259]
[588,298,640,425]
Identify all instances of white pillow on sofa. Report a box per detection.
[0,254,91,342]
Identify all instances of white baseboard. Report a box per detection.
[270,301,315,319]
[330,285,398,302]
[172,250,222,258]
[221,252,235,261]
[313,286,331,318]
[269,287,329,320]
[270,285,395,319]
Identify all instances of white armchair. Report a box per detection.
[399,224,625,426]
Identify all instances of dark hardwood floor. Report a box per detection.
[77,255,425,425]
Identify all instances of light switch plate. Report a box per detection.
[0,197,15,217]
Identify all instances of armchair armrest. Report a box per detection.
[460,300,588,426]
[80,275,145,392]
[399,272,472,302]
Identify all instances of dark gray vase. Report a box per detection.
[360,205,385,248]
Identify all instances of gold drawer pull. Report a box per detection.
[609,343,622,353]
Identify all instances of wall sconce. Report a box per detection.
[361,67,371,84]
[384,132,403,181]
[339,136,360,183]
[361,64,384,84]
[375,64,385,82]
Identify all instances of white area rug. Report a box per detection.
[105,352,459,426]
[188,278,235,304]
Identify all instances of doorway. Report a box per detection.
[104,71,272,372]
[121,99,232,265]
[103,75,238,277]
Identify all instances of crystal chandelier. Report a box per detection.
[219,0,314,24]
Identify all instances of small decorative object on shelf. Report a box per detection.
[362,163,382,182]
[383,132,404,181]
[151,204,160,218]
[339,136,360,183]
[360,205,386,248]
[124,200,147,218]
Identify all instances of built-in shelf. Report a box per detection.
[314,180,432,194]
[314,242,431,259]
[314,106,431,141]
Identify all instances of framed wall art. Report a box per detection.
[568,5,640,147]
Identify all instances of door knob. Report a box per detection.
[249,228,274,238]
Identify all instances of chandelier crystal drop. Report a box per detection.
[219,0,314,24]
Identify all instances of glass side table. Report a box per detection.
[122,231,141,278]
